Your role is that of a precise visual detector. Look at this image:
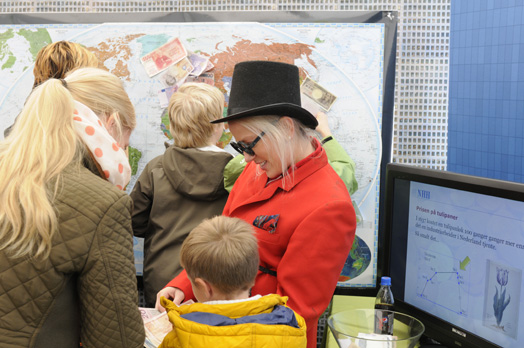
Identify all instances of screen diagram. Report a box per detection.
[403,181,524,347]
[416,248,470,317]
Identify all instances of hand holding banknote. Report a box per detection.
[155,287,185,312]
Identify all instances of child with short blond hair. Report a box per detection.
[180,215,259,298]
[130,82,234,307]
[168,82,225,148]
[159,216,306,348]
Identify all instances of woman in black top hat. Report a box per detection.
[157,61,357,348]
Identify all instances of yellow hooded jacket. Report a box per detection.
[159,294,307,348]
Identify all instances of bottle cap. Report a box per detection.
[381,276,391,286]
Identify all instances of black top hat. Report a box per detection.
[211,61,318,129]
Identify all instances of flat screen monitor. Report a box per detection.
[383,163,524,348]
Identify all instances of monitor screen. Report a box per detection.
[384,163,524,348]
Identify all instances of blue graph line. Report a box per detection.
[419,270,466,316]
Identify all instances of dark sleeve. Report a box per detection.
[129,163,154,238]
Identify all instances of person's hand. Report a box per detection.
[155,287,185,312]
[315,111,333,138]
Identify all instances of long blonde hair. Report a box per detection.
[0,67,134,260]
[65,67,136,139]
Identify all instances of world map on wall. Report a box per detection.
[0,21,383,287]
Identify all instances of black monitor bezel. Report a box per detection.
[382,163,524,348]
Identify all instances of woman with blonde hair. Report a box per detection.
[157,61,357,348]
[0,67,145,348]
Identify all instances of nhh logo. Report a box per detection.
[418,189,430,199]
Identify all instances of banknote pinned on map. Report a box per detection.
[186,72,215,86]
[301,92,322,117]
[159,57,194,87]
[140,37,187,77]
[187,51,210,77]
[205,60,214,72]
[158,85,178,108]
[300,77,337,112]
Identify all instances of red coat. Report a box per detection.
[166,139,356,348]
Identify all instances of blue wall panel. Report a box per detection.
[449,0,524,182]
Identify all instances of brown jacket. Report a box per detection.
[0,163,145,348]
[130,145,233,307]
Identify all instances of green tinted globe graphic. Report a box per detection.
[339,235,372,281]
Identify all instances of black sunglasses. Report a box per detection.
[230,131,265,156]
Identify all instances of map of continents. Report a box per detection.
[0,28,51,91]
[0,22,382,286]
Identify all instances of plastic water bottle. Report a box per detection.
[374,276,395,335]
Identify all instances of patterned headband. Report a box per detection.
[72,100,131,190]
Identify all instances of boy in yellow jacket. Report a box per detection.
[159,216,307,348]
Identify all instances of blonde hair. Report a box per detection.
[0,67,135,260]
[180,216,259,294]
[64,67,136,140]
[168,82,224,148]
[33,41,98,88]
[232,116,315,188]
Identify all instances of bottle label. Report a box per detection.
[374,309,394,335]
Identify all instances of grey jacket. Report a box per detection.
[130,145,233,307]
[0,163,145,348]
